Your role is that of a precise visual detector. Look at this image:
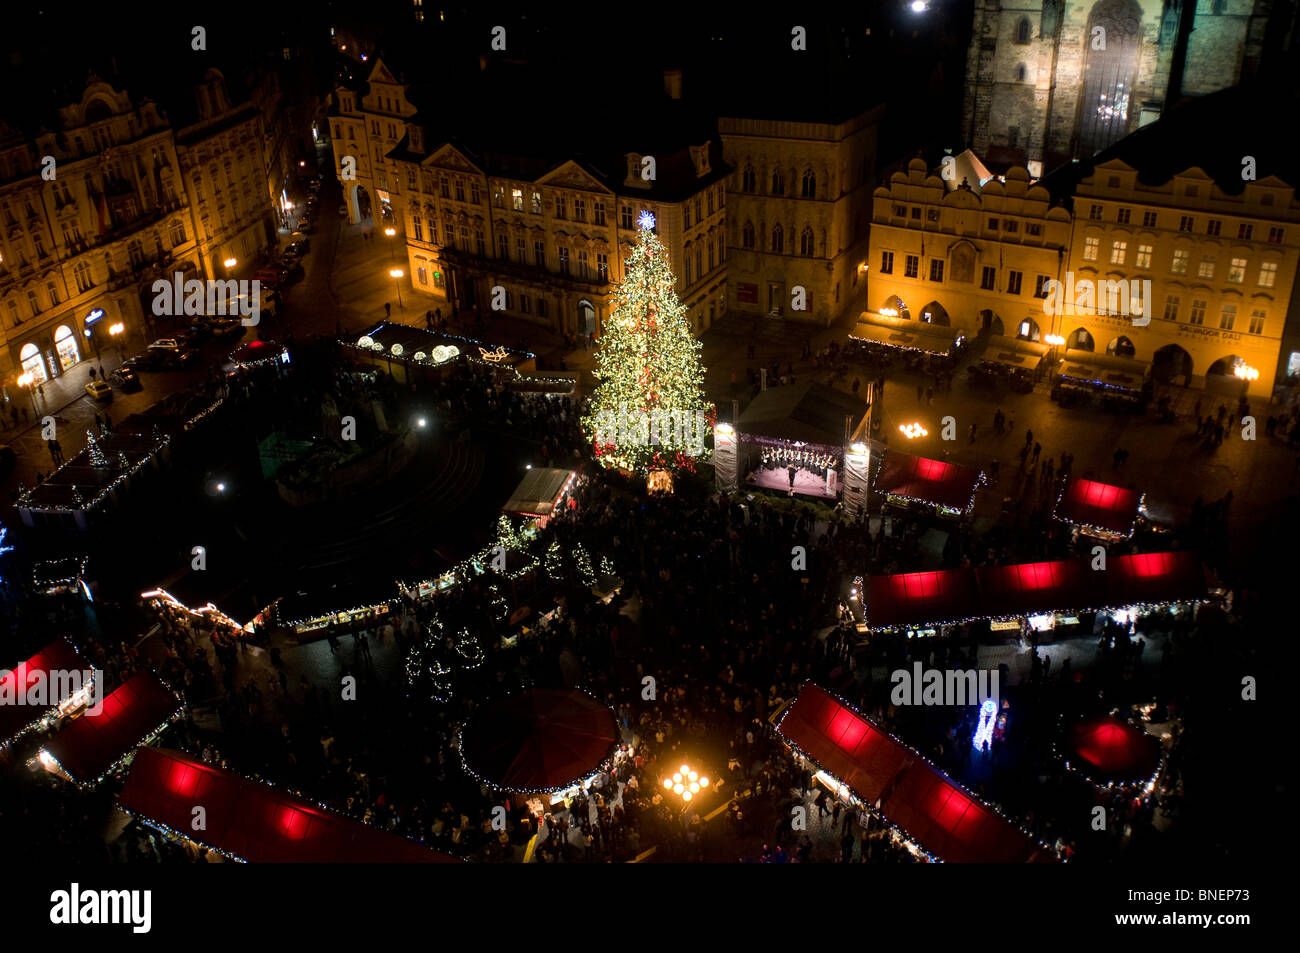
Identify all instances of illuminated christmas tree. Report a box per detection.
[583,211,713,479]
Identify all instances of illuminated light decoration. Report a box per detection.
[637,210,655,230]
[227,340,289,370]
[874,450,986,520]
[140,588,253,637]
[1051,478,1143,541]
[582,213,713,478]
[1055,713,1166,798]
[357,335,375,349]
[0,639,94,752]
[17,429,171,515]
[898,422,928,439]
[432,345,451,363]
[661,761,710,805]
[391,343,404,357]
[1233,362,1259,381]
[1043,333,1065,347]
[478,345,510,362]
[972,698,998,751]
[413,351,427,362]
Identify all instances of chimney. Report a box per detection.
[663,69,683,100]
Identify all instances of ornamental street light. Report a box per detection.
[389,267,405,310]
[17,371,39,415]
[899,422,928,439]
[662,762,710,803]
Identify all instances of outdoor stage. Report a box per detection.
[748,466,838,500]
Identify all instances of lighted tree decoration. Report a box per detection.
[544,540,564,581]
[574,544,596,588]
[86,431,107,468]
[582,211,713,483]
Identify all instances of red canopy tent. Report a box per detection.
[459,689,618,792]
[1053,478,1141,537]
[42,671,182,784]
[1068,717,1162,784]
[864,569,980,630]
[119,746,458,862]
[776,683,1052,862]
[0,639,90,747]
[875,451,983,513]
[864,552,1209,631]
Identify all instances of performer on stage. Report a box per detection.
[787,462,797,495]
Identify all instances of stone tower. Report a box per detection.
[963,0,1272,174]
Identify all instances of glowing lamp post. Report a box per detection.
[899,422,928,439]
[389,267,405,310]
[16,371,39,413]
[663,763,710,804]
[224,257,237,270]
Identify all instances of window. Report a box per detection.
[1083,236,1099,261]
[521,295,531,314]
[801,169,816,198]
[894,205,907,217]
[558,246,569,275]
[1015,63,1026,82]
[534,240,545,267]
[1249,310,1265,335]
[904,255,919,278]
[1238,223,1253,241]
[742,221,755,249]
[1006,270,1023,294]
[554,195,566,219]
[1258,261,1278,287]
[742,166,756,192]
[1171,249,1189,273]
[1142,211,1157,228]
[492,187,504,209]
[1015,17,1031,44]
[515,236,526,261]
[1110,241,1127,265]
[578,249,589,279]
[1136,244,1152,268]
[408,169,419,191]
[1206,219,1221,236]
[413,213,423,242]
[74,261,93,293]
[1189,299,1206,325]
[695,198,702,223]
[1004,220,1018,233]
[169,219,186,246]
[928,259,944,282]
[620,205,633,229]
[1179,215,1194,232]
[1218,304,1236,330]
[47,280,60,306]
[1117,208,1131,224]
[684,204,691,228]
[695,246,703,278]
[685,252,693,284]
[1228,257,1246,283]
[594,201,606,226]
[440,177,450,199]
[880,251,894,274]
[28,290,41,316]
[538,297,548,319]
[574,199,586,223]
[532,191,543,215]
[597,253,608,280]
[1197,255,1215,279]
[511,188,523,211]
[927,208,940,223]
[454,179,465,202]
[1268,226,1284,244]
[1027,223,1042,236]
[1034,274,1049,298]
[708,240,715,270]
[981,266,996,290]
[1163,295,1179,322]
[707,190,715,215]
[497,233,509,259]
[428,215,439,244]
[910,207,921,220]
[1089,204,1103,221]
[771,224,784,253]
[470,183,480,204]
[800,227,814,257]
[771,169,784,195]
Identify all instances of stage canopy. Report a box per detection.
[42,671,181,784]
[737,381,868,447]
[119,746,458,862]
[0,639,90,746]
[776,683,1051,862]
[1068,717,1162,784]
[864,552,1208,630]
[459,689,617,792]
[502,467,575,518]
[849,320,960,357]
[1053,478,1141,537]
[876,451,983,512]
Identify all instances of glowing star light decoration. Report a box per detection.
[582,210,713,477]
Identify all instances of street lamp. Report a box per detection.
[662,763,710,804]
[16,372,39,416]
[389,267,405,310]
[224,257,237,270]
[899,422,928,439]
[109,322,125,362]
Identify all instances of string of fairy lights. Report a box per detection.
[581,212,714,476]
[1050,483,1146,541]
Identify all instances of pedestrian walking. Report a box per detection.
[384,301,392,318]
[990,458,1000,484]
[1032,441,1041,463]
[968,422,977,444]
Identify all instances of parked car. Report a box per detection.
[279,259,305,281]
[209,318,247,341]
[252,268,287,288]
[148,338,181,352]
[129,350,168,371]
[178,324,212,346]
[161,349,199,369]
[110,367,142,391]
[297,219,316,234]
[286,238,310,256]
[85,380,113,402]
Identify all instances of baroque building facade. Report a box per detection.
[963,0,1272,172]
[718,109,882,326]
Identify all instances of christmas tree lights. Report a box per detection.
[582,212,713,477]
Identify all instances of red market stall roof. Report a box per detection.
[876,451,983,511]
[0,639,89,746]
[1053,478,1141,536]
[460,689,618,792]
[1068,717,1162,783]
[776,683,1051,863]
[119,747,459,862]
[42,671,182,784]
[864,552,1209,630]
